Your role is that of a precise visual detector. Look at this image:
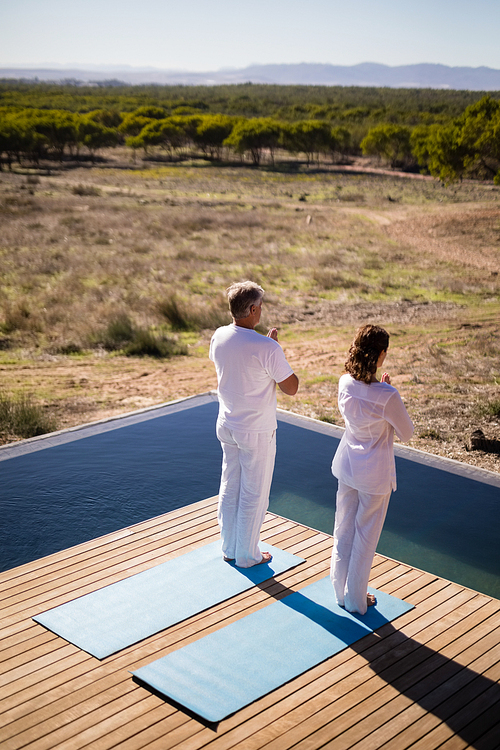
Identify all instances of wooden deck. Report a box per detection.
[1,496,499,750]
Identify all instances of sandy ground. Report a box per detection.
[3,307,499,475]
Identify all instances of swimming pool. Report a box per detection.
[2,392,499,599]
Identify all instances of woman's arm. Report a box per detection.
[385,390,414,442]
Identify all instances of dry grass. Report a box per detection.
[0,152,499,471]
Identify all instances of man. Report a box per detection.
[209,281,299,567]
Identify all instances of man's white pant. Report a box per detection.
[330,481,392,615]
[216,423,276,568]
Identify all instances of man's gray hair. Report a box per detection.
[226,281,264,320]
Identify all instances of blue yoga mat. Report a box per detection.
[33,541,305,659]
[132,576,414,723]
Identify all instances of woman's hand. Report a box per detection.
[381,372,391,384]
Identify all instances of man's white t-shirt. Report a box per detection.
[209,324,294,432]
[332,373,414,494]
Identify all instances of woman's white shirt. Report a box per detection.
[331,373,414,494]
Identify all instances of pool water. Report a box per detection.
[1,394,499,600]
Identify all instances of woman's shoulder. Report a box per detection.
[339,373,396,395]
[338,373,353,388]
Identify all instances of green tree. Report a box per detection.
[124,134,143,162]
[86,109,123,128]
[280,120,333,165]
[0,117,18,169]
[132,106,168,119]
[168,115,203,151]
[330,126,351,159]
[224,118,282,165]
[28,110,79,160]
[135,118,184,157]
[119,112,154,137]
[0,114,34,168]
[361,124,412,168]
[426,123,469,183]
[459,95,500,179]
[421,96,500,183]
[194,114,235,159]
[78,117,119,160]
[410,124,434,172]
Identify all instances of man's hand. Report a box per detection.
[267,328,278,341]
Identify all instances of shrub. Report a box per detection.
[0,391,57,441]
[2,301,41,334]
[123,329,187,358]
[158,294,229,332]
[313,269,358,290]
[93,313,186,357]
[95,314,135,350]
[157,296,194,331]
[56,341,84,355]
[478,399,500,419]
[319,414,337,424]
[418,428,442,440]
[72,184,101,196]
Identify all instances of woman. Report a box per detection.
[330,324,414,614]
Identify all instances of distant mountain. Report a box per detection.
[2,62,500,90]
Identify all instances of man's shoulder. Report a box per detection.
[214,325,277,345]
[211,324,236,340]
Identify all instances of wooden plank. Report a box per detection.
[0,524,328,724]
[246,604,482,750]
[388,661,500,750]
[316,634,500,750]
[1,498,499,750]
[1,514,297,626]
[232,596,494,746]
[0,526,218,616]
[460,713,500,750]
[0,536,338,750]
[137,580,477,750]
[365,634,500,750]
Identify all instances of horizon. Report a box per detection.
[3,61,500,74]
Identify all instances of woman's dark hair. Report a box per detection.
[345,324,389,384]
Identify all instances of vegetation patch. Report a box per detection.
[91,313,187,358]
[0,390,57,441]
[477,399,500,420]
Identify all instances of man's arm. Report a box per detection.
[266,327,298,395]
[278,373,299,396]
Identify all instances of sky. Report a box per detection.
[1,0,500,72]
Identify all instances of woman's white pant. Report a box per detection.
[216,423,276,568]
[330,481,392,615]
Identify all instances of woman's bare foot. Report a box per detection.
[367,593,377,607]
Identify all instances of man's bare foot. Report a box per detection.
[255,551,272,565]
[367,593,377,607]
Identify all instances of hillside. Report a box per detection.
[2,62,500,91]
